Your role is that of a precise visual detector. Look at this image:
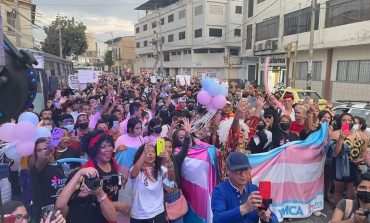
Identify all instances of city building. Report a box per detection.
[1,0,36,48]
[105,36,136,75]
[241,0,370,101]
[135,0,243,80]
[78,32,99,66]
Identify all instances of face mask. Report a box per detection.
[153,127,162,134]
[158,102,164,107]
[352,124,359,131]
[357,191,370,203]
[44,125,53,131]
[187,105,194,111]
[144,88,149,94]
[257,125,265,131]
[280,123,290,131]
[79,122,89,130]
[349,123,354,130]
[65,124,74,132]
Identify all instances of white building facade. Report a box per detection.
[241,0,370,101]
[135,0,243,80]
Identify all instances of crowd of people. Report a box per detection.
[1,73,370,223]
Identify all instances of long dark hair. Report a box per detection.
[132,143,162,180]
[354,116,367,131]
[80,130,114,159]
[34,137,49,161]
[172,129,185,148]
[318,110,333,125]
[336,113,354,130]
[127,117,142,134]
[147,118,161,136]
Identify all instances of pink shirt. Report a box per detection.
[143,133,166,145]
[120,117,130,135]
[115,134,143,151]
[88,113,101,129]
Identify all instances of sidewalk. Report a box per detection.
[282,201,335,223]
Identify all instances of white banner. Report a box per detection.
[77,70,99,83]
[68,75,79,90]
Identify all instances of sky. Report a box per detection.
[32,0,148,51]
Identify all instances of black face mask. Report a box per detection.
[153,127,162,134]
[79,122,89,130]
[280,123,290,131]
[349,123,354,130]
[257,125,265,131]
[357,191,370,203]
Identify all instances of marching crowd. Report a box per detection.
[1,73,370,223]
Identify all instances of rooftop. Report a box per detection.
[135,0,179,10]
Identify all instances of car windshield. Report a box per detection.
[349,108,370,127]
[297,92,322,100]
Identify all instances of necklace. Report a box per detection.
[142,167,157,186]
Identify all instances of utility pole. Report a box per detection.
[224,53,231,81]
[292,3,301,88]
[307,0,316,90]
[58,27,63,58]
[15,0,21,47]
[158,11,164,77]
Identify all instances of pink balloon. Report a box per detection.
[13,121,37,142]
[211,95,227,109]
[206,104,217,111]
[15,141,35,157]
[197,90,212,106]
[0,123,16,142]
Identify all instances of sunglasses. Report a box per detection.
[264,115,273,119]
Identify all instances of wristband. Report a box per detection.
[97,193,107,203]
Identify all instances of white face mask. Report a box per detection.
[44,125,53,131]
[352,124,360,131]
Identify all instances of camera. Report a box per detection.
[84,174,124,191]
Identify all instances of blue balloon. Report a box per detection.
[220,86,228,97]
[35,127,51,140]
[18,112,39,126]
[202,78,214,91]
[57,158,88,164]
[208,83,221,96]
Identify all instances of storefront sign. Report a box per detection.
[260,56,286,66]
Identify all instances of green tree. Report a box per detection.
[104,50,113,71]
[41,16,88,58]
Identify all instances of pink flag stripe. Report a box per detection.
[268,177,324,203]
[182,177,209,219]
[185,147,210,162]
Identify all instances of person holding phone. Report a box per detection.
[211,152,278,223]
[331,113,369,205]
[129,143,175,223]
[29,138,67,223]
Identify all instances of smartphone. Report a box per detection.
[341,123,351,136]
[259,181,272,210]
[113,121,119,129]
[313,95,319,104]
[41,204,56,221]
[49,127,65,148]
[156,138,165,156]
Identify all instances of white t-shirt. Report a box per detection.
[130,166,167,219]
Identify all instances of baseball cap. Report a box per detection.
[226,152,251,171]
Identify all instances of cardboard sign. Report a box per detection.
[68,75,79,90]
[77,70,99,83]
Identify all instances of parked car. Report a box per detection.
[277,88,328,110]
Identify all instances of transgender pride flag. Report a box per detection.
[181,145,219,223]
[249,123,328,222]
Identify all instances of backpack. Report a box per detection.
[344,199,354,220]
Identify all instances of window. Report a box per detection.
[235,6,242,14]
[171,51,177,56]
[210,48,225,53]
[177,51,181,55]
[164,52,170,61]
[234,29,241,37]
[184,50,188,54]
[230,48,239,56]
[246,24,253,49]
[135,27,140,33]
[179,9,186,19]
[188,50,192,54]
[161,18,165,25]
[6,12,15,32]
[152,21,157,28]
[168,14,174,23]
[194,28,202,38]
[168,34,174,42]
[179,31,186,40]
[144,40,148,47]
[325,0,370,28]
[296,61,322,81]
[248,0,254,18]
[337,60,370,82]
[209,28,222,37]
[195,5,203,16]
[161,36,165,43]
[194,49,208,53]
[136,42,140,48]
[143,24,147,31]
[284,6,320,36]
[255,16,279,41]
[209,5,223,15]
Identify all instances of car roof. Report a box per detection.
[282,88,316,92]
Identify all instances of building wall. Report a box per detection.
[135,0,243,78]
[2,0,34,48]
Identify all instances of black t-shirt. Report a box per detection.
[95,160,120,201]
[30,163,67,222]
[56,148,81,170]
[271,123,300,148]
[66,196,106,223]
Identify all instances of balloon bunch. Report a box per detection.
[197,77,228,110]
[0,112,51,161]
